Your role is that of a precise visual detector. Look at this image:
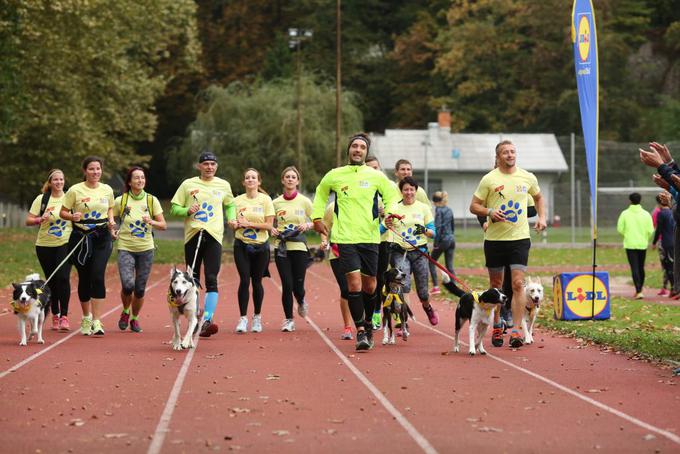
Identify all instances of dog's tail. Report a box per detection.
[24,273,40,282]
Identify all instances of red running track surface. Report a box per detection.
[0,263,678,453]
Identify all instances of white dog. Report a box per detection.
[11,274,50,346]
[522,276,544,344]
[168,266,200,351]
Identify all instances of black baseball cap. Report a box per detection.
[198,150,218,163]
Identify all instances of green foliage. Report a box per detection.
[0,0,200,203]
[166,77,363,193]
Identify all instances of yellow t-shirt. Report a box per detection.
[62,182,114,231]
[114,193,163,252]
[29,193,72,247]
[416,186,431,207]
[234,192,275,245]
[171,176,234,244]
[272,193,313,252]
[390,200,433,248]
[473,167,540,241]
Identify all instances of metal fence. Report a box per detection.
[0,201,26,228]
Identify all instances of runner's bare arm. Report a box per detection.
[532,192,547,231]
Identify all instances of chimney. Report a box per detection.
[437,106,451,130]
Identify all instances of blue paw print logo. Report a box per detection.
[47,219,67,237]
[242,228,257,239]
[401,227,417,243]
[129,220,148,238]
[284,223,296,234]
[500,200,522,223]
[83,210,102,229]
[194,203,214,223]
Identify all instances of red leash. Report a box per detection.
[384,216,473,293]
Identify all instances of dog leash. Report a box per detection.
[189,229,204,285]
[384,215,473,293]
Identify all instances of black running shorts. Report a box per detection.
[483,238,531,270]
[336,243,379,276]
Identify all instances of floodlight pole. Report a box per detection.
[335,0,342,166]
[289,28,313,175]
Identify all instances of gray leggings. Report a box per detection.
[390,249,430,302]
[118,249,155,298]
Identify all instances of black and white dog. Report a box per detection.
[453,288,507,356]
[168,266,200,350]
[11,273,51,346]
[522,276,544,344]
[381,267,415,345]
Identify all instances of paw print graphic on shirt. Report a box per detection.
[47,219,67,237]
[83,210,102,229]
[500,200,523,223]
[242,228,257,240]
[129,220,148,238]
[194,202,214,223]
[400,227,418,245]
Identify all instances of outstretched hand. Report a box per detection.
[640,146,664,168]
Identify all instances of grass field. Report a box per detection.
[2,228,678,363]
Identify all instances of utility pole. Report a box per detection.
[289,28,313,173]
[335,0,342,166]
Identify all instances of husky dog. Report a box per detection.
[168,266,200,350]
[11,274,51,346]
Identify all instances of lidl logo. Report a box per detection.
[564,275,607,317]
[578,15,591,62]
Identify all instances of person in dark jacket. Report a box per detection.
[429,191,464,297]
[652,191,675,296]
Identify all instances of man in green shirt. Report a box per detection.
[617,192,654,299]
[312,133,399,351]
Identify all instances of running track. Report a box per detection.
[0,263,678,453]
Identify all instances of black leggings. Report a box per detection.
[234,239,270,316]
[626,249,647,293]
[184,232,222,293]
[274,250,309,319]
[69,229,112,301]
[35,245,71,316]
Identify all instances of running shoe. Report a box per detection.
[658,288,669,296]
[130,319,142,333]
[80,316,93,336]
[341,327,353,340]
[91,319,105,336]
[365,326,375,349]
[59,316,70,331]
[509,330,524,348]
[355,329,371,351]
[281,319,295,332]
[51,314,59,330]
[118,311,130,331]
[634,292,645,300]
[372,312,382,330]
[440,270,451,284]
[297,301,308,318]
[251,314,263,333]
[501,305,514,330]
[491,325,504,347]
[423,304,439,326]
[235,316,248,333]
[199,319,218,337]
[430,286,441,295]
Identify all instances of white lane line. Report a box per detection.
[416,321,680,446]
[0,277,164,379]
[270,274,438,454]
[147,273,230,454]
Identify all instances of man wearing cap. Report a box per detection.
[171,150,235,337]
[312,133,400,351]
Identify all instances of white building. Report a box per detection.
[370,113,568,222]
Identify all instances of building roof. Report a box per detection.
[371,126,568,173]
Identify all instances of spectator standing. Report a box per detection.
[616,192,655,299]
[652,192,675,297]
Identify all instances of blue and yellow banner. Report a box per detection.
[571,0,599,239]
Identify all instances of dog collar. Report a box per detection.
[10,300,30,314]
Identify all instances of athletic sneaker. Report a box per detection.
[51,314,60,330]
[281,319,295,332]
[509,330,524,348]
[91,319,105,336]
[199,319,218,337]
[658,288,669,296]
[80,316,93,336]
[634,292,645,300]
[235,316,248,333]
[423,304,439,326]
[355,329,371,351]
[130,319,142,333]
[365,326,375,349]
[297,301,308,318]
[372,312,382,330]
[118,311,130,330]
[430,286,441,295]
[341,327,353,340]
[440,270,451,284]
[491,325,504,347]
[59,316,70,331]
[252,314,263,333]
[501,305,514,330]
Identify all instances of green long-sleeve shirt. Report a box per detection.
[616,204,654,250]
[312,164,399,244]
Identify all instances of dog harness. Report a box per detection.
[382,291,405,309]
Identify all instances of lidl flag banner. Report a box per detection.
[572,0,599,239]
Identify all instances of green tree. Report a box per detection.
[166,77,363,194]
[0,0,200,203]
